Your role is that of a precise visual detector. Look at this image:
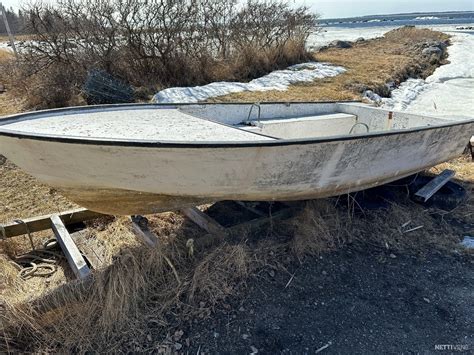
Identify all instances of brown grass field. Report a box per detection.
[215,28,448,102]
[0,28,473,352]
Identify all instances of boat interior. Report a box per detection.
[183,102,451,140]
[0,102,453,142]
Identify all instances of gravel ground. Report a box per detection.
[186,250,473,354]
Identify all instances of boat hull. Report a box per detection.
[0,122,471,215]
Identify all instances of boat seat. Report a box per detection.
[239,113,358,139]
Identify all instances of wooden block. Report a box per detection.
[414,169,455,202]
[180,207,226,236]
[50,214,91,279]
[1,208,105,239]
[131,215,159,247]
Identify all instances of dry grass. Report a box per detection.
[0,160,77,225]
[0,49,24,117]
[214,27,449,102]
[0,49,12,62]
[0,93,20,117]
[0,35,34,43]
[0,213,255,352]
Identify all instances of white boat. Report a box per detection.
[0,102,472,215]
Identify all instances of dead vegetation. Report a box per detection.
[0,49,23,116]
[215,26,450,102]
[0,160,77,225]
[0,49,11,62]
[0,0,317,110]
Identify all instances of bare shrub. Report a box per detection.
[16,62,83,108]
[8,0,318,108]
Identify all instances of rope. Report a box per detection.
[14,239,63,279]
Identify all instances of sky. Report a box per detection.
[1,0,473,18]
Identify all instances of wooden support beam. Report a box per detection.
[414,169,455,202]
[50,214,91,279]
[1,208,105,239]
[180,207,226,236]
[193,206,300,250]
[234,201,267,217]
[130,215,159,247]
[227,207,297,235]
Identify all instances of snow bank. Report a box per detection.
[380,31,474,119]
[153,62,346,103]
[381,79,427,110]
[307,26,392,49]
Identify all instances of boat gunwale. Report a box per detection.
[0,102,473,148]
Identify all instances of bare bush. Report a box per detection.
[7,0,318,108]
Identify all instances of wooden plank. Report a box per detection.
[180,207,226,236]
[227,207,297,235]
[414,169,455,202]
[234,201,267,217]
[71,230,106,270]
[1,208,105,239]
[50,214,91,279]
[193,206,300,250]
[130,215,159,247]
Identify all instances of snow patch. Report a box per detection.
[153,62,346,103]
[380,79,428,110]
[0,42,12,51]
[415,16,440,20]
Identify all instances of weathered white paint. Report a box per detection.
[0,103,472,215]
